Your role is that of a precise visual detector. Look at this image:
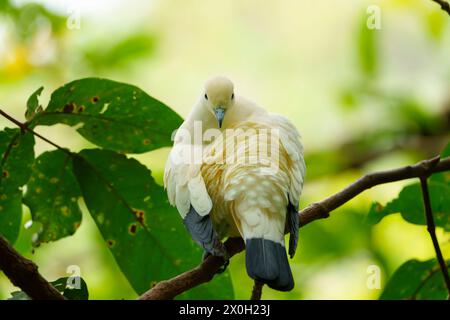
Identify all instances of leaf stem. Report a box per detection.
[419,176,450,298]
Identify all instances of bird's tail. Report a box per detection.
[245,238,294,291]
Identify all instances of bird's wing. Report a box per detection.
[164,140,212,219]
[165,137,228,257]
[267,113,306,257]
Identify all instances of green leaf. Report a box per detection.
[32,78,183,153]
[23,150,82,244]
[0,128,35,190]
[51,277,89,300]
[366,181,450,230]
[72,149,233,299]
[0,128,34,243]
[380,259,450,300]
[25,86,44,121]
[357,14,377,76]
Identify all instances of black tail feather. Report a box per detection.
[245,238,294,291]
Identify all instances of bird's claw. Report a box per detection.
[202,246,230,274]
[216,259,230,274]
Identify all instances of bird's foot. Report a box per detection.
[202,239,230,274]
[202,251,230,274]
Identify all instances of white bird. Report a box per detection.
[164,76,305,291]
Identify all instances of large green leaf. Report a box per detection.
[0,128,34,243]
[366,181,450,230]
[380,259,450,300]
[72,149,233,299]
[32,78,183,153]
[23,150,82,244]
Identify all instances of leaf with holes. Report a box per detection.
[23,150,82,244]
[25,86,44,121]
[32,78,183,153]
[366,181,450,230]
[0,128,35,243]
[380,259,450,299]
[72,149,233,299]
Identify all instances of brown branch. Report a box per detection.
[431,0,450,16]
[0,109,70,153]
[420,177,450,297]
[138,238,245,300]
[0,236,64,300]
[250,280,264,300]
[139,155,450,300]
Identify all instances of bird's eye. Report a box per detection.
[204,94,208,100]
[231,93,234,99]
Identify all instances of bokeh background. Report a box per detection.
[0,0,449,299]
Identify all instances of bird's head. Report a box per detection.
[203,76,235,128]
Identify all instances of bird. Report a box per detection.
[164,76,305,291]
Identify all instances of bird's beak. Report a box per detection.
[214,107,225,128]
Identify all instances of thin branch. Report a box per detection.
[250,280,264,300]
[431,0,450,16]
[419,177,450,298]
[0,109,70,153]
[0,236,64,300]
[139,156,450,300]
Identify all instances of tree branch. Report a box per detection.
[431,0,450,16]
[139,156,450,300]
[250,280,264,300]
[0,236,64,300]
[420,177,450,297]
[138,238,245,300]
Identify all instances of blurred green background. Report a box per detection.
[0,0,449,299]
